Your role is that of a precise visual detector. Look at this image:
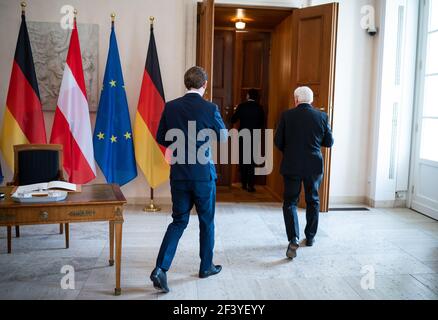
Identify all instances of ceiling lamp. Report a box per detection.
[235,20,246,30]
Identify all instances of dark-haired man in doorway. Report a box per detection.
[231,89,265,193]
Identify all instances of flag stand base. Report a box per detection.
[143,200,161,213]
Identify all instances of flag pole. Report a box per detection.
[144,188,161,212]
[143,15,161,213]
[21,2,26,14]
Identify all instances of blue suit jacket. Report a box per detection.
[274,103,334,177]
[156,93,227,181]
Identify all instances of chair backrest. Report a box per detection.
[12,144,65,186]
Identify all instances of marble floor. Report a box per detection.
[1,203,438,300]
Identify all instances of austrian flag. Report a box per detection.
[50,19,96,184]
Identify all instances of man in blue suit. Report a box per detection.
[274,87,334,260]
[150,67,227,293]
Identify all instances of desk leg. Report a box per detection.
[60,224,64,235]
[7,226,12,254]
[65,223,69,249]
[114,222,123,296]
[109,221,115,266]
[15,226,20,238]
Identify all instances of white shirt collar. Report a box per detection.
[186,89,203,97]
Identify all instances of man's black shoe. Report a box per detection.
[286,239,300,259]
[150,267,170,293]
[199,265,222,279]
[306,238,315,247]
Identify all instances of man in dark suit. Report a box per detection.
[231,89,265,192]
[274,86,334,260]
[150,67,227,293]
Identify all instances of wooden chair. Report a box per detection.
[8,144,69,249]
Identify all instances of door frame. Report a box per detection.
[407,0,438,219]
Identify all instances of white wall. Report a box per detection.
[0,0,387,205]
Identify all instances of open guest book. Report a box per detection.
[10,181,81,203]
[13,181,81,194]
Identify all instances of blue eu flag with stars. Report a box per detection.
[94,22,137,186]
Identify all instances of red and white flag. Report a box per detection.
[50,20,96,184]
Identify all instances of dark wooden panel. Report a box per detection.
[213,30,234,187]
[290,3,339,212]
[296,17,323,84]
[266,15,294,199]
[199,0,215,101]
[233,32,270,111]
[242,40,263,88]
[213,36,225,88]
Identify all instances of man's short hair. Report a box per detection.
[184,66,208,90]
[248,89,260,101]
[294,86,314,104]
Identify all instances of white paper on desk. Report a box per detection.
[15,181,77,193]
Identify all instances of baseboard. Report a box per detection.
[126,194,407,209]
[366,197,407,208]
[329,196,367,206]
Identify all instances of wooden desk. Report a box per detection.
[0,184,126,296]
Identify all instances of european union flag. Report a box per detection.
[94,22,137,186]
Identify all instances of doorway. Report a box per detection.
[198,5,291,189]
[197,0,339,212]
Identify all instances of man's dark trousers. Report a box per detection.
[156,180,216,273]
[239,140,255,188]
[283,174,323,241]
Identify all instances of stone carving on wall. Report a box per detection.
[27,21,99,111]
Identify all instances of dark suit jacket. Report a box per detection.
[156,93,227,181]
[231,100,265,130]
[274,103,334,177]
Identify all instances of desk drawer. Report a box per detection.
[0,205,121,225]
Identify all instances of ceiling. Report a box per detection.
[214,5,293,31]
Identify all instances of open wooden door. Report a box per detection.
[291,3,339,212]
[212,30,233,186]
[198,0,215,101]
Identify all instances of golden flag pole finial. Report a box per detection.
[111,12,115,27]
[74,8,78,20]
[21,2,26,14]
[149,16,155,31]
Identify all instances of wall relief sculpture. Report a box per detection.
[27,21,99,111]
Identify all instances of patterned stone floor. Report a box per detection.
[1,203,437,300]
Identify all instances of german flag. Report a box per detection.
[0,11,46,170]
[134,23,169,189]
